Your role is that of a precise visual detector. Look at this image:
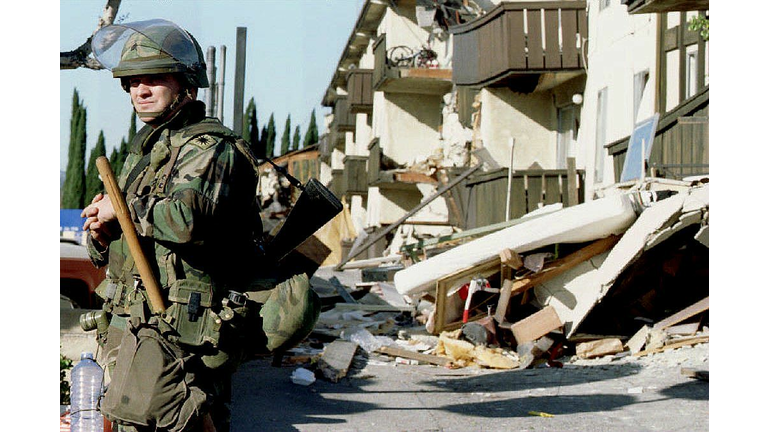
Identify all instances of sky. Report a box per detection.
[60,0,366,171]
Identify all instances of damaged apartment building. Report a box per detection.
[258,0,709,353]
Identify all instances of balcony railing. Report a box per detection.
[452,1,587,88]
[346,69,374,114]
[372,33,453,95]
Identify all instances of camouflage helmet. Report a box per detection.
[92,19,208,91]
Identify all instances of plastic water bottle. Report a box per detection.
[70,352,104,432]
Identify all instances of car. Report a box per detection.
[60,237,106,309]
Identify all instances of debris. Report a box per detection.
[652,297,709,330]
[317,340,359,382]
[333,303,415,313]
[634,334,709,357]
[575,338,624,359]
[628,387,644,394]
[290,368,316,386]
[499,248,523,269]
[330,276,358,304]
[625,325,651,354]
[394,193,637,296]
[666,322,700,336]
[508,306,562,345]
[461,316,498,346]
[517,336,555,369]
[472,346,519,369]
[528,411,554,418]
[377,345,453,367]
[342,326,395,353]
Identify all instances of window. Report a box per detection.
[594,87,608,183]
[686,51,698,99]
[633,70,649,123]
[557,106,577,169]
[599,0,610,11]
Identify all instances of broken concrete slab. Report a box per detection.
[318,340,359,382]
[394,193,638,296]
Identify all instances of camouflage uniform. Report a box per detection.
[86,99,265,431]
[85,19,321,432]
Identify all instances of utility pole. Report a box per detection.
[216,45,227,122]
[233,27,247,135]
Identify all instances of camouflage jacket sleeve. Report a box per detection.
[85,233,109,268]
[126,135,249,244]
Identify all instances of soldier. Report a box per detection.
[81,19,269,432]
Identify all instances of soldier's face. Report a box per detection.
[128,73,184,124]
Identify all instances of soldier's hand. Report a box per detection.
[82,193,119,247]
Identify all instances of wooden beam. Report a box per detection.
[494,279,513,323]
[337,164,483,269]
[507,235,621,298]
[376,345,453,367]
[393,171,438,184]
[634,335,708,357]
[653,297,709,330]
[510,305,562,345]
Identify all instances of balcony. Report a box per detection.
[346,69,374,114]
[451,1,587,91]
[372,33,453,95]
[329,96,356,147]
[343,155,368,195]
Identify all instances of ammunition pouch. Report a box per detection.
[164,279,222,348]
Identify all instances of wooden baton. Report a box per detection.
[96,156,166,313]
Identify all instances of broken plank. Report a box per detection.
[634,335,709,357]
[625,325,651,354]
[510,305,563,345]
[666,322,700,336]
[507,235,621,298]
[376,345,453,367]
[318,340,359,382]
[493,279,513,323]
[499,248,524,270]
[329,276,358,304]
[653,297,709,330]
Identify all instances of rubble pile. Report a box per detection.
[273,178,709,385]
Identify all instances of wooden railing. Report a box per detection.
[608,88,708,181]
[346,69,374,114]
[462,167,585,229]
[452,1,587,87]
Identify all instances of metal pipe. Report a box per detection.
[216,45,227,122]
[205,46,217,117]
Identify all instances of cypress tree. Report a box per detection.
[113,137,128,177]
[303,109,319,148]
[85,131,107,202]
[265,114,276,158]
[280,115,291,156]
[243,98,258,143]
[62,89,87,209]
[258,125,269,160]
[292,125,301,152]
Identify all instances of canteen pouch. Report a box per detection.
[257,273,321,352]
[101,324,209,431]
[165,279,222,348]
